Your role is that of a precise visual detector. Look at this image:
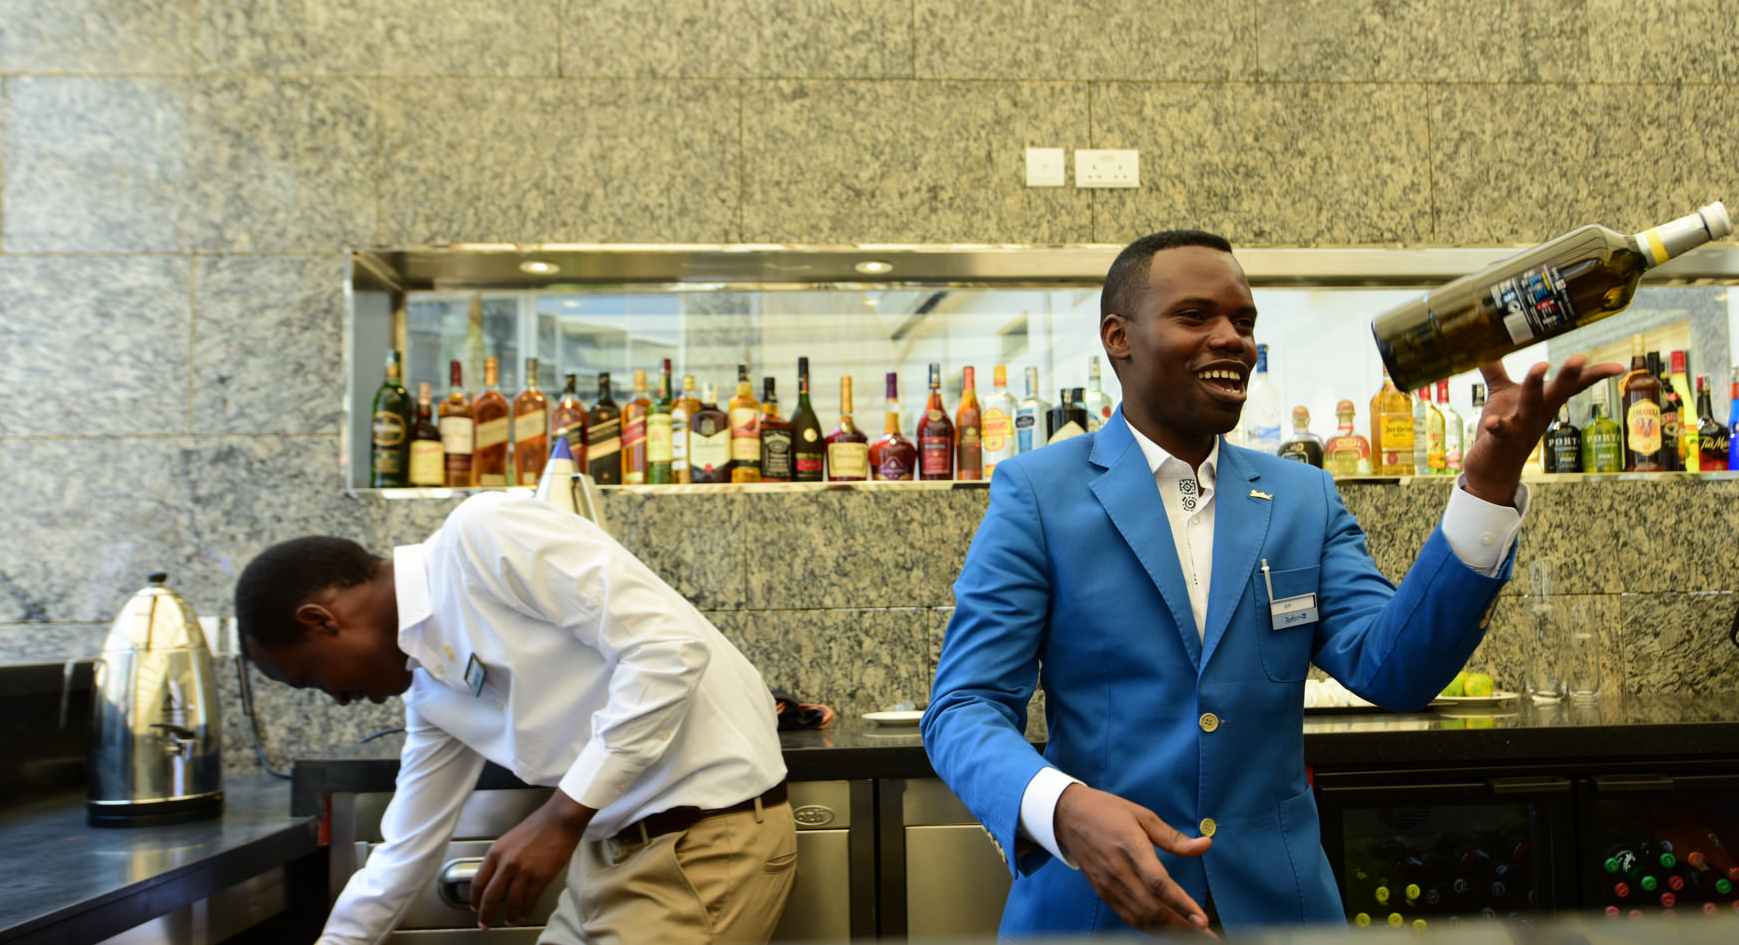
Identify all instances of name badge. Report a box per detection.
[463,654,486,696]
[1261,558,1319,630]
[1270,592,1319,630]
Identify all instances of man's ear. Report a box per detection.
[1101,313,1130,363]
[294,602,339,636]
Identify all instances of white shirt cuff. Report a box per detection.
[1017,766,1084,869]
[1441,476,1529,576]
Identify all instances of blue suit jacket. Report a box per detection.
[921,408,1514,936]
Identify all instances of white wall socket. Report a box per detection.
[1025,147,1065,187]
[1075,149,1139,188]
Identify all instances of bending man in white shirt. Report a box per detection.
[236,492,793,943]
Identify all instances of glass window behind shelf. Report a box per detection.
[393,283,1736,470]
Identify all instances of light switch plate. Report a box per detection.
[1076,149,1139,188]
[1025,147,1066,187]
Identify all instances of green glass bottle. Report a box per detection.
[1580,382,1623,473]
[370,349,414,487]
[648,359,675,484]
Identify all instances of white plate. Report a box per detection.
[1430,690,1519,707]
[863,710,924,726]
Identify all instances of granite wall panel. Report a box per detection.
[1255,0,1587,83]
[0,0,191,75]
[564,0,912,79]
[915,0,1255,81]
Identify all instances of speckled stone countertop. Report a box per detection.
[289,693,1739,813]
[0,773,316,944]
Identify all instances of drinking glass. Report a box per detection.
[1564,600,1602,702]
[1524,560,1564,703]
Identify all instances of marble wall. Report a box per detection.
[4,1,1738,770]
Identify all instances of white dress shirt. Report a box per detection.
[319,493,786,945]
[1016,421,1529,867]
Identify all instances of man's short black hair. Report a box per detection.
[235,536,383,652]
[1099,229,1235,324]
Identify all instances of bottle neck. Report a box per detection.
[1631,204,1730,268]
[1336,413,1354,434]
[885,404,901,435]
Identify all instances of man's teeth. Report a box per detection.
[1197,369,1243,384]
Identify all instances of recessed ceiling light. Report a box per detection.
[854,260,892,274]
[519,260,558,274]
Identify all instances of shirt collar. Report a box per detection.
[1125,419,1219,489]
[393,542,434,668]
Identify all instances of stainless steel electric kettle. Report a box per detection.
[85,572,224,827]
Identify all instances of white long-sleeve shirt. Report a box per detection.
[1017,430,1529,866]
[320,493,785,944]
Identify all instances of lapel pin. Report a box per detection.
[1249,489,1272,500]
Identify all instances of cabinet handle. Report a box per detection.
[438,857,483,909]
[1591,774,1674,792]
[1487,776,1571,794]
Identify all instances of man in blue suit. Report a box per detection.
[922,230,1620,936]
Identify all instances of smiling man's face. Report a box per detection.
[1102,244,1259,462]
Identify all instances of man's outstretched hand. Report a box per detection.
[1054,783,1217,937]
[1461,355,1626,506]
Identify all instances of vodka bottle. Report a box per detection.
[1243,343,1282,453]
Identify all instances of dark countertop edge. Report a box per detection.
[0,813,319,945]
[292,717,1739,803]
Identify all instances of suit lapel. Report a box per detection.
[1201,444,1272,667]
[1089,409,1202,667]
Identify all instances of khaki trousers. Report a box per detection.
[540,801,797,944]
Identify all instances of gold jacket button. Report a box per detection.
[1199,817,1217,838]
[1199,712,1219,733]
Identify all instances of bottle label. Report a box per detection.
[476,416,510,450]
[1492,263,1576,345]
[1279,442,1311,464]
[1381,413,1414,466]
[1249,424,1282,451]
[795,455,825,477]
[761,429,793,480]
[647,415,673,463]
[1585,429,1622,472]
[690,429,730,477]
[587,416,621,460]
[439,416,474,454]
[729,407,761,461]
[983,408,1012,452]
[670,408,690,470]
[408,441,444,485]
[1015,411,1038,452]
[1545,430,1582,472]
[372,411,407,447]
[801,427,820,442]
[1626,402,1662,453]
[514,409,546,444]
[875,452,913,480]
[828,441,869,480]
[1048,421,1085,445]
[1326,443,1362,476]
[919,437,952,476]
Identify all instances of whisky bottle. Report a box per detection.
[1580,383,1623,473]
[825,375,870,482]
[1621,335,1665,471]
[1373,202,1732,390]
[1370,368,1413,476]
[955,366,983,481]
[672,374,701,483]
[981,365,1018,478]
[1651,351,1681,471]
[1014,366,1050,454]
[621,368,652,484]
[1046,389,1087,444]
[917,363,956,480]
[438,360,474,487]
[869,372,917,481]
[1082,355,1114,432]
[1543,405,1583,473]
[647,360,675,484]
[1278,406,1323,467]
[1323,400,1372,476]
[688,382,731,484]
[728,364,761,483]
[587,373,622,484]
[369,349,413,487]
[1694,375,1728,471]
[512,357,549,486]
[1436,379,1465,473]
[550,373,587,468]
[473,356,511,487]
[408,382,445,487]
[758,377,793,483]
[789,358,826,482]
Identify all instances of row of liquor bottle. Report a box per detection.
[1344,832,1536,929]
[369,352,1119,487]
[1599,822,1739,919]
[1268,339,1739,477]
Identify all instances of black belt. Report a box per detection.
[612,781,789,844]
